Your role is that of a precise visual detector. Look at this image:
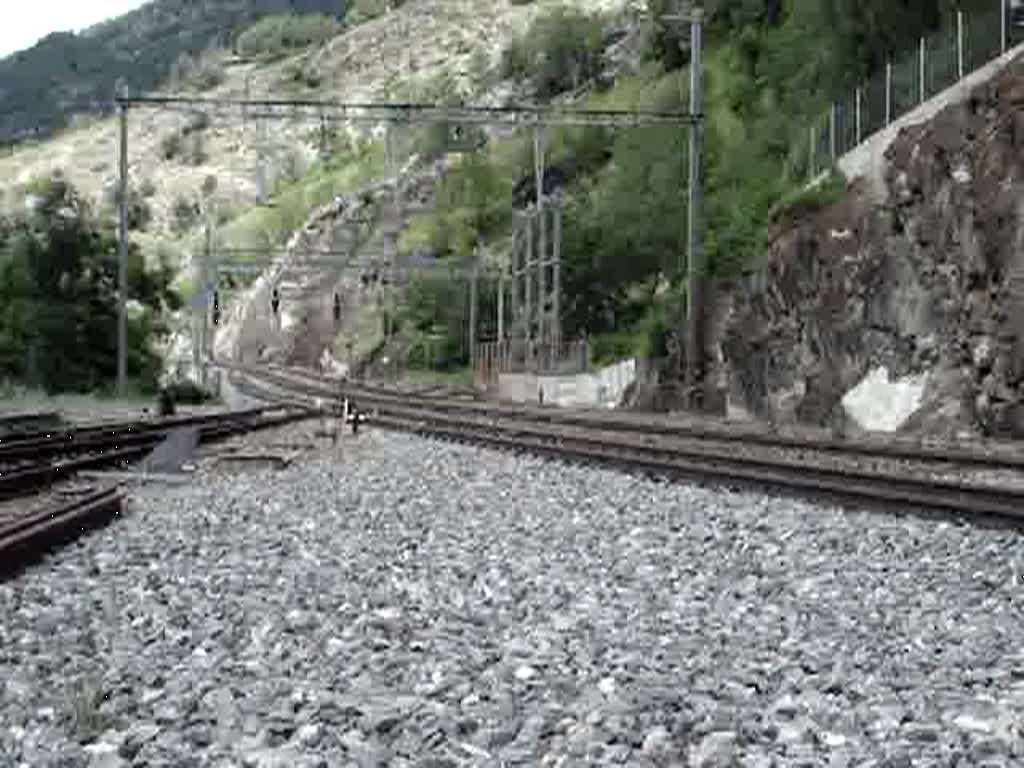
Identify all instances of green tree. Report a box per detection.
[0,175,179,393]
[501,5,605,98]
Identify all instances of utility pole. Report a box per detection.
[533,127,548,351]
[685,7,704,408]
[201,224,212,385]
[385,125,402,343]
[552,203,562,351]
[117,102,129,398]
[524,210,533,366]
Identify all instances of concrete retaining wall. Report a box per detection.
[498,358,637,408]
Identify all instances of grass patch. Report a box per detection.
[769,168,848,225]
[218,140,386,256]
[402,367,474,388]
[0,384,162,418]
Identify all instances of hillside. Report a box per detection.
[4,0,1016,424]
[0,0,350,143]
[0,0,626,379]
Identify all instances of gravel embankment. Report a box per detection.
[3,428,1024,767]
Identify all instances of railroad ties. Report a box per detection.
[228,362,1024,527]
[0,404,318,580]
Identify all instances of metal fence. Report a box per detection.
[473,338,591,390]
[806,1,1016,179]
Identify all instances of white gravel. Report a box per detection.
[3,428,1024,767]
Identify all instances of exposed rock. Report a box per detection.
[714,54,1024,438]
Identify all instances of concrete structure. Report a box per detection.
[498,358,637,408]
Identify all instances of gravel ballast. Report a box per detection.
[3,428,1024,767]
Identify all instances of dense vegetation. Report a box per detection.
[0,175,181,394]
[0,0,347,143]
[398,0,1001,368]
[0,0,1007,378]
[236,13,342,59]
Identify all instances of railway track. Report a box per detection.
[0,405,310,500]
[0,410,62,438]
[227,362,1024,524]
[0,403,317,580]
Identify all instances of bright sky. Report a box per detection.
[0,0,150,58]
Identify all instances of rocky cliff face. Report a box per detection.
[716,55,1024,438]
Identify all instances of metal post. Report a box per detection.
[685,8,703,406]
[919,36,926,103]
[117,103,129,397]
[552,203,562,351]
[385,125,401,344]
[885,59,893,126]
[855,86,862,143]
[1002,0,1008,54]
[533,126,547,348]
[510,232,520,336]
[497,258,505,343]
[809,125,816,179]
[957,10,965,80]
[524,212,533,351]
[469,250,479,366]
[829,103,837,160]
[201,224,211,384]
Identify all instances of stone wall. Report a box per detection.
[715,54,1024,438]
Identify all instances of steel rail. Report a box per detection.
[0,406,315,501]
[228,365,1024,522]
[0,486,124,579]
[239,365,1024,472]
[0,405,319,579]
[366,407,1024,520]
[342,379,1024,472]
[0,406,277,459]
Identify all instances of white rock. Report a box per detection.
[514,665,536,681]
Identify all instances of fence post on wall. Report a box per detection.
[829,103,837,160]
[957,10,965,79]
[855,86,862,143]
[885,59,893,125]
[919,36,927,103]
[808,124,816,179]
[498,257,505,343]
[469,250,479,368]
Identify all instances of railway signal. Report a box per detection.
[271,288,280,317]
[333,293,342,324]
[211,290,220,326]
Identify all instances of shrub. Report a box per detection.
[127,189,152,232]
[183,111,211,136]
[286,60,322,89]
[163,379,216,404]
[160,132,183,160]
[186,134,207,166]
[346,0,388,24]
[500,5,605,98]
[236,14,340,60]
[201,174,218,198]
[172,49,225,91]
[139,178,157,198]
[171,195,200,234]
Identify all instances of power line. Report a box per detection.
[116,95,700,128]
